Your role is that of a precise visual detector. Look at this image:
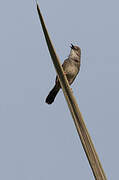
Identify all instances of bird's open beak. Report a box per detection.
[70,43,75,49]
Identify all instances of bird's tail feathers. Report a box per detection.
[45,85,60,104]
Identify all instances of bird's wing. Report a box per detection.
[55,58,69,84]
[62,58,69,71]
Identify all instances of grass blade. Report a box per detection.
[35,2,107,179]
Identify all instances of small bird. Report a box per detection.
[45,44,81,104]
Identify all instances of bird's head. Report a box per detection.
[69,44,81,59]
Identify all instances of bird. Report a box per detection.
[45,44,81,104]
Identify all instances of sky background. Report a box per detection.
[0,0,119,179]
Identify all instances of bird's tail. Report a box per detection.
[45,85,60,104]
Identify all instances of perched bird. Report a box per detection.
[45,44,81,104]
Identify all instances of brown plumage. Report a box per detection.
[45,44,81,104]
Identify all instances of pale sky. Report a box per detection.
[0,0,119,179]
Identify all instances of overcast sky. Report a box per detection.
[0,0,119,179]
